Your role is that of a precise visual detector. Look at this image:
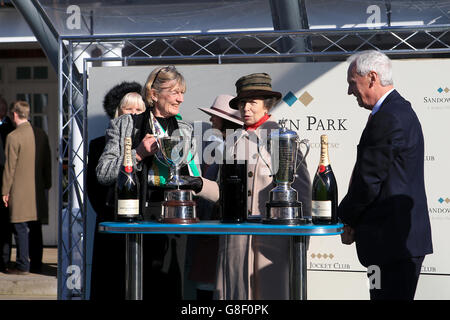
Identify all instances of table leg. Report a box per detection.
[289,235,307,300]
[125,233,143,300]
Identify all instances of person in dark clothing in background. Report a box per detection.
[29,125,52,273]
[0,95,13,272]
[0,96,14,145]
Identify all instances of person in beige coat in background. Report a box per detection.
[2,101,37,275]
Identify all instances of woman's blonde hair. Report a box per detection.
[141,66,186,107]
[115,92,146,118]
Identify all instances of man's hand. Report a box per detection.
[135,134,158,161]
[2,194,9,208]
[341,225,355,245]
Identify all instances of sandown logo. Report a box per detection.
[429,197,450,217]
[423,86,450,106]
[283,91,314,107]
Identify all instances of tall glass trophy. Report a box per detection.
[263,120,310,225]
[157,130,199,224]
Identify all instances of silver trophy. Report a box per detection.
[263,120,310,225]
[156,131,199,224]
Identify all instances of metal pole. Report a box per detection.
[13,0,86,299]
[269,0,311,62]
[289,235,307,300]
[125,234,143,300]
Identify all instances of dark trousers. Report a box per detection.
[12,222,30,272]
[0,208,11,270]
[90,229,126,300]
[28,220,43,271]
[369,256,424,300]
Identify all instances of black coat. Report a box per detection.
[338,90,433,267]
[87,136,115,221]
[0,116,14,149]
[33,126,52,224]
[0,117,14,191]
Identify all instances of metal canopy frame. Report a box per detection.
[57,25,450,300]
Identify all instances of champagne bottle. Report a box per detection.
[115,136,140,222]
[312,135,338,225]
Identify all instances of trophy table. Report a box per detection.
[157,134,199,224]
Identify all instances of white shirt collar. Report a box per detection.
[372,88,395,115]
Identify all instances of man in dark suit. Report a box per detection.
[338,50,433,300]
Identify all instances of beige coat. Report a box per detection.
[198,120,311,300]
[2,121,37,223]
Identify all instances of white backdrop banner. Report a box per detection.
[89,59,450,299]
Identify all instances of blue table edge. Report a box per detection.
[99,220,344,236]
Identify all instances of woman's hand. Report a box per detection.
[135,134,158,161]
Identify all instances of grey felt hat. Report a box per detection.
[229,73,282,110]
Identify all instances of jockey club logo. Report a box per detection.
[283,91,314,107]
[309,252,352,270]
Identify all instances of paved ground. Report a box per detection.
[0,247,57,300]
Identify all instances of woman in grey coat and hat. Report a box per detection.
[194,73,311,299]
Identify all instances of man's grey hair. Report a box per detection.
[347,50,393,86]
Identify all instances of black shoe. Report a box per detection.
[30,266,42,274]
[5,267,29,275]
[0,261,12,273]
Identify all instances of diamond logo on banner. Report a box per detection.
[310,253,335,259]
[283,91,298,106]
[298,91,314,106]
[282,90,314,107]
